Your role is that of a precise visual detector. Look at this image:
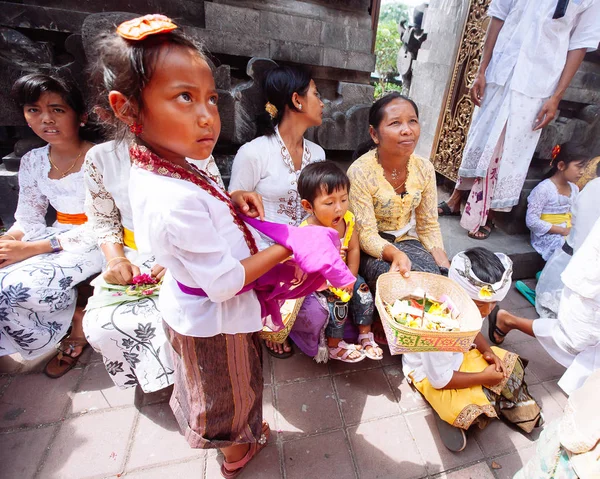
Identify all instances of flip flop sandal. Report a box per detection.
[221,422,270,478]
[357,332,383,360]
[434,411,467,452]
[438,201,460,216]
[329,340,366,363]
[264,339,294,359]
[487,306,507,345]
[44,338,88,379]
[515,280,536,307]
[468,223,494,240]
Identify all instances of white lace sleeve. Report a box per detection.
[526,183,553,235]
[56,222,98,252]
[13,150,50,240]
[83,154,124,245]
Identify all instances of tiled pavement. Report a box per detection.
[0,286,567,479]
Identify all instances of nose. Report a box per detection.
[197,103,215,127]
[41,111,54,124]
[399,123,411,134]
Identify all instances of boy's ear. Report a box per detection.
[300,199,313,213]
[108,91,139,126]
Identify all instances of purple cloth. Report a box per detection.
[177,216,355,333]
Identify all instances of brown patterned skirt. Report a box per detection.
[165,324,264,449]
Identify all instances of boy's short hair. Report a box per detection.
[298,161,351,204]
[463,247,505,284]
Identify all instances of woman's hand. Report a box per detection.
[483,351,507,377]
[103,259,140,285]
[0,239,39,267]
[470,72,486,107]
[151,264,167,281]
[390,250,411,277]
[230,190,265,220]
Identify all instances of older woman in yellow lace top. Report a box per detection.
[347,93,450,289]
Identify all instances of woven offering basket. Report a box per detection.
[258,297,305,344]
[375,272,482,354]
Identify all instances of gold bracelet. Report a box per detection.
[1,234,17,241]
[106,256,129,269]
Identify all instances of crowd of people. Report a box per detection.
[1,1,599,477]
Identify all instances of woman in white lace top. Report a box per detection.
[82,139,225,392]
[229,65,327,359]
[0,73,102,374]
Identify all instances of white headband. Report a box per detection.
[449,251,513,302]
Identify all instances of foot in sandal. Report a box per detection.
[328,339,365,363]
[357,331,383,360]
[220,421,270,478]
[44,307,88,378]
[264,339,293,359]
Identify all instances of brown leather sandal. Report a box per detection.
[44,337,88,379]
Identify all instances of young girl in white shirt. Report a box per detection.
[90,14,353,478]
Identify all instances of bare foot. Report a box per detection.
[265,339,292,356]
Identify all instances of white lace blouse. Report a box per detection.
[526,179,578,261]
[84,140,225,248]
[228,127,325,250]
[12,145,95,251]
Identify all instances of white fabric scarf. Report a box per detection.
[449,251,513,302]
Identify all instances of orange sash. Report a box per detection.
[56,211,88,225]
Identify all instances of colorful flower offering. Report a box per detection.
[384,288,461,332]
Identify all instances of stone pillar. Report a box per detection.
[408,0,470,160]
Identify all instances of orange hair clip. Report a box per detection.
[551,144,561,161]
[116,14,177,41]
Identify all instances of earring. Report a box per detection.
[129,122,143,136]
[298,104,303,110]
[80,122,86,127]
[27,124,31,128]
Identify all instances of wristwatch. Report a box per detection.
[49,236,61,253]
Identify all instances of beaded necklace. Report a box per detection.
[129,144,259,255]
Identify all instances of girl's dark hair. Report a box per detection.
[11,72,86,116]
[89,29,205,141]
[353,92,419,160]
[596,159,600,178]
[463,247,505,284]
[298,161,350,204]
[544,143,588,179]
[257,65,312,136]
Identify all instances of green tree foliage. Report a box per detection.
[374,2,410,98]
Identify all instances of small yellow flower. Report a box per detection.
[478,285,494,300]
[265,102,278,119]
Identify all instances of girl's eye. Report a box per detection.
[27,108,38,113]
[180,93,192,102]
[53,108,65,113]
[209,95,218,105]
[324,202,333,206]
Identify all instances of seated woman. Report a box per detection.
[403,248,541,452]
[0,73,103,376]
[82,138,225,392]
[229,64,327,359]
[347,92,450,291]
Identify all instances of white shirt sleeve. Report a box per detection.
[422,352,460,389]
[488,0,515,20]
[13,150,49,240]
[569,1,600,52]
[526,183,553,236]
[228,142,264,193]
[160,199,246,304]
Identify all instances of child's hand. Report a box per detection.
[483,351,507,377]
[340,283,354,297]
[340,246,348,262]
[482,364,505,387]
[561,226,571,237]
[230,190,265,221]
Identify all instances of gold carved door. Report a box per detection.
[432,0,491,181]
